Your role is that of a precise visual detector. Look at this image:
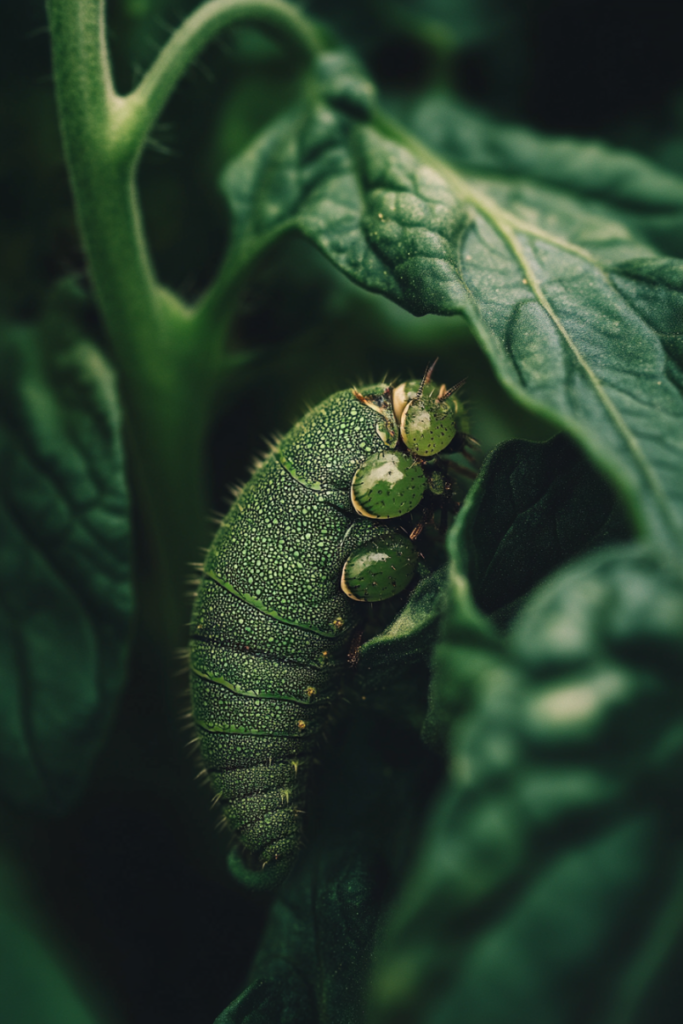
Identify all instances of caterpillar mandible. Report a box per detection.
[189,362,472,888]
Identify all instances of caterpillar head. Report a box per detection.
[393,360,464,458]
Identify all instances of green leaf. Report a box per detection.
[216,854,378,1024]
[0,851,106,1024]
[421,432,633,748]
[371,544,683,1024]
[453,432,633,632]
[0,283,132,813]
[221,53,683,555]
[356,566,447,727]
[401,93,683,259]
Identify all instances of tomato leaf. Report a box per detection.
[221,53,683,555]
[0,852,105,1023]
[372,544,683,1024]
[453,432,633,631]
[401,93,683,259]
[0,283,132,813]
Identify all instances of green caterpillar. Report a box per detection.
[189,364,471,888]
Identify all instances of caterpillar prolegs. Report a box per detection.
[189,365,471,888]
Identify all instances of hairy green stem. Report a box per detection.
[46,0,324,643]
[116,0,323,164]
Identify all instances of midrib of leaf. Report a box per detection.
[374,112,602,263]
[373,112,681,546]
[482,217,675,537]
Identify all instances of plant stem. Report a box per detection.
[117,0,323,162]
[46,0,323,644]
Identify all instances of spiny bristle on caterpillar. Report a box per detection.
[436,377,466,403]
[416,357,439,398]
[248,436,281,477]
[349,375,390,392]
[228,480,246,502]
[256,434,283,460]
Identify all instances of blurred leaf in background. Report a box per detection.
[0,279,132,813]
[0,849,113,1024]
[373,541,683,1024]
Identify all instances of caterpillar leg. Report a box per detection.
[227,846,293,891]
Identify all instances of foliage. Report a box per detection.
[2,1,683,1022]
[0,280,132,813]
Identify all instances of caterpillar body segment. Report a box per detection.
[189,374,470,888]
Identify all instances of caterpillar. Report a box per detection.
[188,362,472,888]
